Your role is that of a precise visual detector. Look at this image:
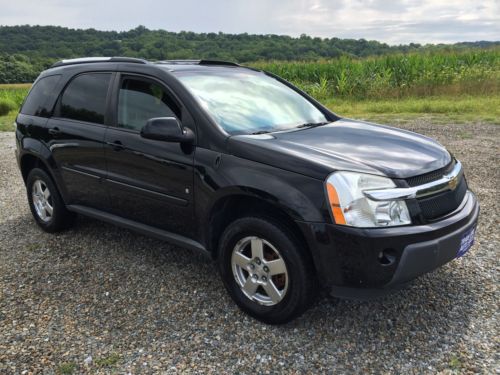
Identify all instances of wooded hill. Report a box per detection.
[0,25,498,83]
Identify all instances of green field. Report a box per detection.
[1,49,499,131]
[253,49,499,99]
[0,83,30,131]
[258,49,500,124]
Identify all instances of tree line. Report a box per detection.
[0,25,498,83]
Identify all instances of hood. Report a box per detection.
[227,119,451,180]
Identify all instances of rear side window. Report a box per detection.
[60,73,111,124]
[21,75,61,117]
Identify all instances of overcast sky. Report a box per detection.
[0,0,498,45]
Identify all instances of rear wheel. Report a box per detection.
[26,168,75,232]
[218,216,316,324]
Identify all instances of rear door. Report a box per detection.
[104,73,195,237]
[45,72,113,209]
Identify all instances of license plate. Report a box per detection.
[457,226,476,258]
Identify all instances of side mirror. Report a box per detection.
[141,117,194,143]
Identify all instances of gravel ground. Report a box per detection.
[0,121,498,374]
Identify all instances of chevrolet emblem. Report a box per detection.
[448,175,458,190]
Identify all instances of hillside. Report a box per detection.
[2,25,499,60]
[0,25,498,83]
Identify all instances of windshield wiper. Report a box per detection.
[251,122,329,134]
[296,121,330,129]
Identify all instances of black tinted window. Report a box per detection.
[21,75,61,117]
[60,73,111,124]
[117,78,180,131]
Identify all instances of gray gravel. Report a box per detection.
[0,121,498,374]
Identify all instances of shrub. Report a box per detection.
[0,98,17,116]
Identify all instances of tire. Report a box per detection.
[26,168,75,232]
[218,216,317,324]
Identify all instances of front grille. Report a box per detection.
[404,159,466,221]
[406,160,456,187]
[417,176,467,220]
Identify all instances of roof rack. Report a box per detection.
[199,60,240,67]
[154,60,200,65]
[51,57,148,68]
[154,59,240,67]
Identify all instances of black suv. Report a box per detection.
[15,57,479,324]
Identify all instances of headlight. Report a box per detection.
[325,171,411,227]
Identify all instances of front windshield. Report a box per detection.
[176,69,328,135]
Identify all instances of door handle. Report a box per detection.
[108,140,124,151]
[48,127,61,136]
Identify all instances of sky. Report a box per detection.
[0,0,498,45]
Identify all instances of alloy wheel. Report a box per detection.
[231,236,289,306]
[32,179,53,222]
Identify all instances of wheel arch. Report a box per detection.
[207,191,312,262]
[18,149,69,203]
[20,152,52,183]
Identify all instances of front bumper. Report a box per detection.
[297,190,479,296]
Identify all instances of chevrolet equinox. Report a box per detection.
[15,57,480,324]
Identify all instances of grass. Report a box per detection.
[0,83,32,89]
[326,95,500,125]
[0,83,30,131]
[94,353,121,367]
[56,354,120,373]
[449,354,463,371]
[26,243,42,252]
[58,362,77,375]
[0,111,18,131]
[0,83,30,104]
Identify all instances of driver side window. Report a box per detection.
[117,77,181,131]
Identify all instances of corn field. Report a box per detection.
[252,49,500,100]
[0,49,499,117]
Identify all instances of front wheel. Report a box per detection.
[218,216,317,324]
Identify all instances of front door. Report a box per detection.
[104,74,195,237]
